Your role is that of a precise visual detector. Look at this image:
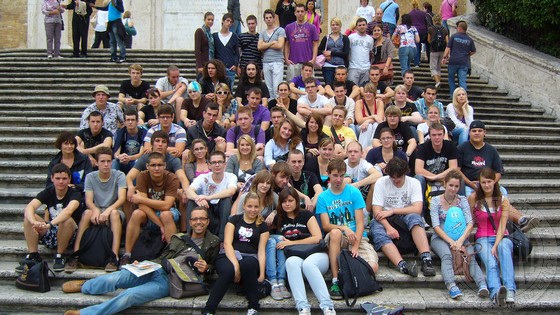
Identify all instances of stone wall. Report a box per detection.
[0,0,28,49]
[450,15,560,119]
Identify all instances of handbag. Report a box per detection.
[15,260,54,293]
[164,234,209,298]
[124,19,137,36]
[314,34,329,68]
[451,243,481,282]
[484,200,533,260]
[392,33,401,47]
[283,239,327,259]
[373,62,394,81]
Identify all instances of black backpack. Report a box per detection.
[71,225,114,267]
[132,228,166,261]
[337,249,382,307]
[430,26,446,52]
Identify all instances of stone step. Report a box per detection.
[0,175,47,188]
[504,167,560,179]
[501,179,560,194]
[475,113,554,122]
[0,126,78,136]
[0,188,41,204]
[487,125,560,136]
[0,137,57,149]
[495,144,560,155]
[501,154,560,167]
[0,118,78,128]
[0,161,50,174]
[0,149,57,161]
[485,134,560,145]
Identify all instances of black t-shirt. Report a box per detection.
[397,102,419,118]
[416,140,458,175]
[181,97,211,121]
[373,121,415,152]
[36,186,83,223]
[407,85,424,101]
[268,98,298,116]
[229,214,269,255]
[278,210,314,241]
[234,81,271,105]
[458,142,504,181]
[140,105,157,122]
[291,171,320,200]
[119,80,150,100]
[360,81,388,95]
[329,80,356,97]
[303,156,329,189]
[76,128,113,149]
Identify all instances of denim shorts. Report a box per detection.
[146,207,180,230]
[370,213,423,251]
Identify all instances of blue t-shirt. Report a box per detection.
[316,184,367,237]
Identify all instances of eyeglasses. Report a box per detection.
[190,217,209,222]
[159,115,173,120]
[216,91,228,95]
[148,163,165,168]
[209,160,225,165]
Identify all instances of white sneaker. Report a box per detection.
[55,55,64,59]
[506,290,515,303]
[247,308,259,315]
[47,55,53,59]
[435,81,441,89]
[322,307,337,315]
[298,308,311,315]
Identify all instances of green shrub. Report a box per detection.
[472,0,560,57]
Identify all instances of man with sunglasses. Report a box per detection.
[62,207,219,315]
[186,151,237,240]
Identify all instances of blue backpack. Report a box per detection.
[443,206,467,241]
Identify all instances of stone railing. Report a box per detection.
[449,14,560,120]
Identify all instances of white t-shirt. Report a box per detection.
[348,33,373,69]
[345,159,374,182]
[355,5,375,23]
[190,172,237,204]
[373,176,423,209]
[155,76,189,101]
[298,94,330,109]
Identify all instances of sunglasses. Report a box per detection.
[216,91,228,95]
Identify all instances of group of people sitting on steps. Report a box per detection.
[19,5,540,315]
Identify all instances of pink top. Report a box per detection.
[195,169,211,177]
[305,11,321,34]
[440,0,457,20]
[473,201,509,239]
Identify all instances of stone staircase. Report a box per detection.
[0,49,558,314]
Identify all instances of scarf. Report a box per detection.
[203,24,214,60]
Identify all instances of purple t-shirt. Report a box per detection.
[285,22,319,63]
[250,105,271,126]
[226,125,266,146]
[291,76,322,90]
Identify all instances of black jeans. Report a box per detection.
[72,15,90,56]
[203,254,260,313]
[186,198,232,241]
[92,31,109,48]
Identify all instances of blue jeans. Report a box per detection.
[398,46,416,77]
[322,67,336,86]
[226,69,236,92]
[431,235,486,290]
[286,252,333,311]
[112,159,136,174]
[81,268,169,315]
[452,127,468,146]
[230,19,242,36]
[266,234,287,282]
[109,20,126,60]
[447,64,468,98]
[477,236,516,299]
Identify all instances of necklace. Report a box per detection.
[443,194,456,205]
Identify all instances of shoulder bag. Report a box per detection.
[165,234,209,298]
[284,239,327,259]
[484,200,532,260]
[15,260,54,293]
[451,242,481,282]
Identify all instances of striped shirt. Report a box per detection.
[238,32,262,70]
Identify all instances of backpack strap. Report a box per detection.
[180,234,206,260]
[330,126,342,145]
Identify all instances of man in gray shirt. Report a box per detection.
[258,9,286,99]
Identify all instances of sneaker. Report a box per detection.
[53,256,66,272]
[119,254,131,267]
[520,217,541,233]
[55,55,64,59]
[270,285,283,300]
[493,286,507,306]
[421,259,436,277]
[329,282,343,300]
[47,55,53,59]
[64,257,78,273]
[279,283,291,298]
[62,280,86,293]
[64,311,80,315]
[506,290,515,303]
[298,308,312,315]
[15,254,42,273]
[402,261,418,277]
[118,58,127,63]
[322,307,337,315]
[435,81,441,89]
[105,256,118,272]
[478,286,490,298]
[449,286,463,299]
[247,308,259,315]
